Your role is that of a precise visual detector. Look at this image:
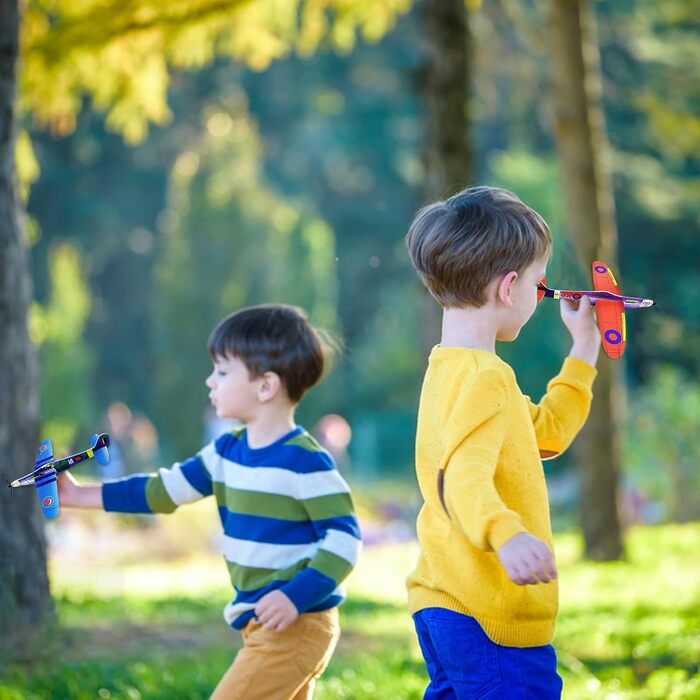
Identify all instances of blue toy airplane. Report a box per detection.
[9,433,110,519]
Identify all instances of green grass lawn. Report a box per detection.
[0,509,698,699]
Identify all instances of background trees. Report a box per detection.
[1,0,697,649]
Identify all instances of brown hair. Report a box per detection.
[208,304,334,403]
[405,186,551,307]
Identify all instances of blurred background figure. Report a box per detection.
[98,402,131,479]
[100,402,162,478]
[313,414,352,472]
[129,416,160,474]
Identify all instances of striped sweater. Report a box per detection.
[102,425,362,629]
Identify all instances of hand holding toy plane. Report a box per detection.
[8,433,110,519]
[537,261,655,359]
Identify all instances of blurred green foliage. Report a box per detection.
[625,367,700,522]
[29,244,95,451]
[21,1,699,486]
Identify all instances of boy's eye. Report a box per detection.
[216,370,227,377]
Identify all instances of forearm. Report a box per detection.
[529,357,597,457]
[65,483,104,509]
[568,338,600,367]
[445,470,525,551]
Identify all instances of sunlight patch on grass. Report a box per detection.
[51,552,230,600]
[346,541,419,605]
[14,517,700,699]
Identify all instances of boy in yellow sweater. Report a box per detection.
[405,186,601,699]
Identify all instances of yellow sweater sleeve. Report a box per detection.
[526,357,598,459]
[441,370,526,552]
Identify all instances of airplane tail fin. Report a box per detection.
[91,433,111,466]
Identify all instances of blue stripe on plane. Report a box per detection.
[180,455,213,497]
[218,511,360,544]
[35,439,54,468]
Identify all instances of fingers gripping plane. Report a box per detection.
[9,433,110,519]
[537,261,655,359]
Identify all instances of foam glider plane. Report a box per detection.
[537,261,655,359]
[9,433,110,519]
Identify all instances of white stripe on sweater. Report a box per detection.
[321,529,362,565]
[199,443,350,499]
[220,535,321,570]
[159,463,204,504]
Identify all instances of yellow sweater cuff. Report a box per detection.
[561,356,598,384]
[488,516,527,552]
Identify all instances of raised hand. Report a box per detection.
[560,297,601,366]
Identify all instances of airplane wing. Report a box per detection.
[592,261,626,359]
[35,467,60,519]
[35,439,54,469]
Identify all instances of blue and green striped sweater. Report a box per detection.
[102,426,362,629]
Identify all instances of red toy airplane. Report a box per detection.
[537,261,655,359]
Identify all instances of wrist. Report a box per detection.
[569,339,600,366]
[73,483,104,509]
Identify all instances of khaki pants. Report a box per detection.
[211,608,340,700]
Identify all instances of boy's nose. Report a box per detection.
[205,374,215,388]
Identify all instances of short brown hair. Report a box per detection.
[405,186,551,307]
[208,304,333,403]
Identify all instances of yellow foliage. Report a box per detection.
[22,0,414,142]
[31,243,92,346]
[15,130,40,202]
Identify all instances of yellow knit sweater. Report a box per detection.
[406,347,597,647]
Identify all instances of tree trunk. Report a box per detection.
[548,0,624,560]
[422,0,473,200]
[417,0,473,351]
[0,0,52,652]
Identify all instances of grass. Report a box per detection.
[0,501,698,699]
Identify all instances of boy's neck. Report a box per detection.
[440,306,498,353]
[245,405,297,449]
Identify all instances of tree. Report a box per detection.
[1,0,414,648]
[415,0,473,352]
[0,0,49,640]
[548,0,624,560]
[421,0,473,199]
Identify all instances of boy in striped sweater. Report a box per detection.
[58,304,362,700]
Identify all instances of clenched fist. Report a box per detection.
[254,590,299,632]
[497,532,557,585]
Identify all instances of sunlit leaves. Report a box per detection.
[15,131,40,201]
[21,0,413,142]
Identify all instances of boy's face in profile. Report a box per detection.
[205,354,260,421]
[497,253,550,342]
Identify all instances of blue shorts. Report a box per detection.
[413,608,563,700]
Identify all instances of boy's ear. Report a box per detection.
[497,271,519,307]
[258,371,283,403]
